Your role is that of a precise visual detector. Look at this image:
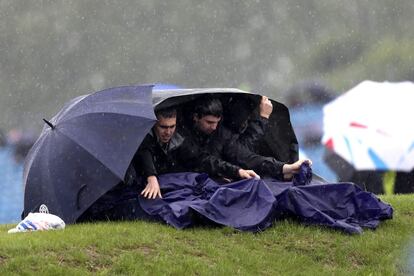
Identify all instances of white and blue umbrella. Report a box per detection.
[322,80,414,171]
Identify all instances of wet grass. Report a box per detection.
[0,195,413,275]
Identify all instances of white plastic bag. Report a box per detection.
[8,205,65,233]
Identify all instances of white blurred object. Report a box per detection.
[8,207,65,234]
[299,149,309,159]
[322,81,414,171]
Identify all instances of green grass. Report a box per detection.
[1,195,413,275]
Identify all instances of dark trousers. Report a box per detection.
[394,171,414,194]
[77,184,159,222]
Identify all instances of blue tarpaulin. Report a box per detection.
[137,165,392,234]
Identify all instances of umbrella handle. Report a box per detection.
[77,184,87,210]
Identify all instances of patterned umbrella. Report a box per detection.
[322,81,414,171]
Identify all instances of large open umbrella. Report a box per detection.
[23,85,156,223]
[322,80,414,172]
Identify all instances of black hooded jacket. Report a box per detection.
[227,116,287,180]
[180,123,242,180]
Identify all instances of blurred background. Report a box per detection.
[1,0,414,223]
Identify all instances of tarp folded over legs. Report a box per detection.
[139,173,277,232]
[266,180,393,234]
[138,172,392,234]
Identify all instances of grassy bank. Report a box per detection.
[1,195,413,275]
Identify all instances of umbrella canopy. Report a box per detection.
[322,80,414,171]
[152,88,299,164]
[23,85,156,223]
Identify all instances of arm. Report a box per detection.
[136,150,163,199]
[132,134,158,177]
[198,151,242,180]
[181,135,242,180]
[237,96,273,151]
[198,152,259,180]
[178,131,257,181]
[223,126,288,180]
[133,135,162,199]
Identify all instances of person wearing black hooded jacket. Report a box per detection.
[178,95,261,182]
[182,95,310,181]
[131,107,201,199]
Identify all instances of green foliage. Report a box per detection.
[0,195,413,275]
[306,35,366,73]
[321,38,414,92]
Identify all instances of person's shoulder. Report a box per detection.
[218,124,235,139]
[170,132,185,149]
[139,131,157,148]
[143,131,155,141]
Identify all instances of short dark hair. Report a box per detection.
[155,107,177,119]
[193,96,223,119]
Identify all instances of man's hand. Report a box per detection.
[259,96,273,119]
[282,159,312,180]
[141,175,162,199]
[238,169,261,179]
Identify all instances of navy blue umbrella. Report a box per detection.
[23,85,156,223]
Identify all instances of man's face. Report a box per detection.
[154,116,176,143]
[194,115,221,135]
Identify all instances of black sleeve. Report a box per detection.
[259,157,285,180]
[132,135,158,178]
[223,126,286,180]
[178,130,241,180]
[197,151,241,180]
[237,116,268,151]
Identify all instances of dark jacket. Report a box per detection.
[180,124,241,180]
[132,130,190,178]
[179,116,286,181]
[230,116,287,180]
[236,116,268,150]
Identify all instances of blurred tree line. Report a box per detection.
[1,0,414,131]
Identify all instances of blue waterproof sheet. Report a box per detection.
[138,166,392,234]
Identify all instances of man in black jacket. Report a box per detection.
[132,107,189,199]
[79,107,186,220]
[180,96,262,182]
[185,95,310,181]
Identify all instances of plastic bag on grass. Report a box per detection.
[8,205,65,233]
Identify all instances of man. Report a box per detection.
[243,96,312,180]
[177,95,262,182]
[78,107,187,221]
[186,95,310,181]
[132,107,189,199]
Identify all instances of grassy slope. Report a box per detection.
[0,195,413,275]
